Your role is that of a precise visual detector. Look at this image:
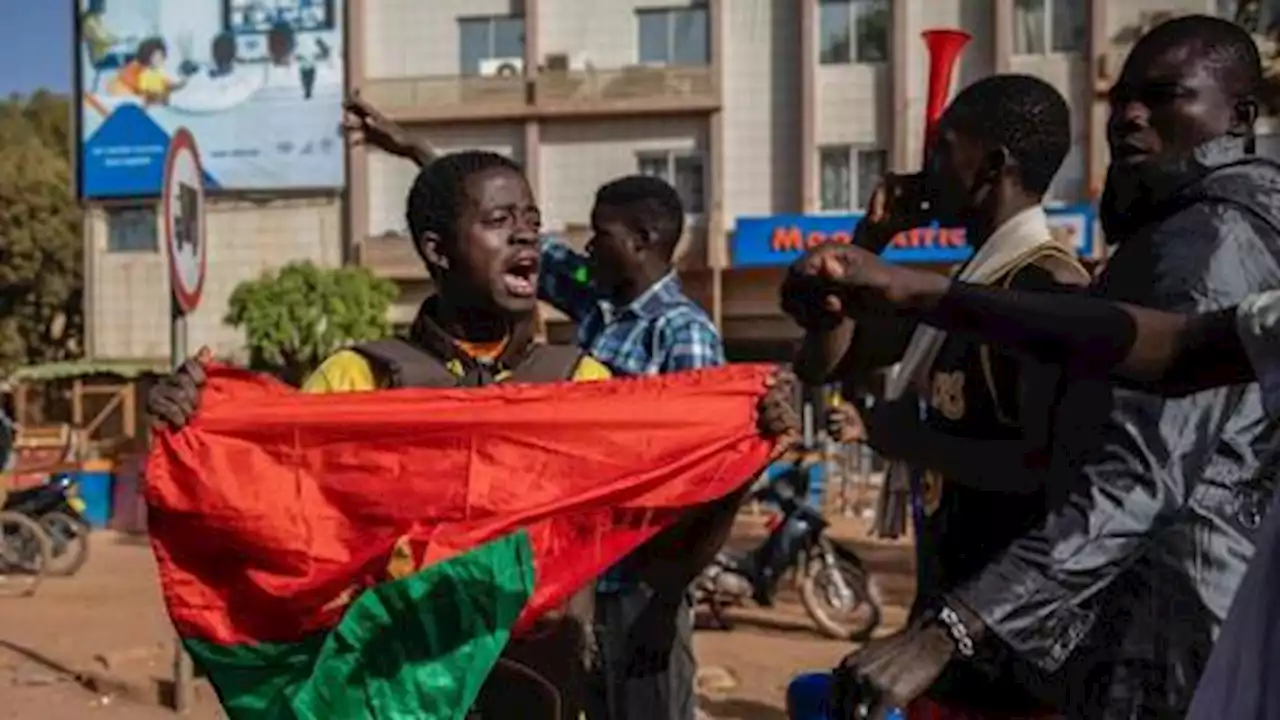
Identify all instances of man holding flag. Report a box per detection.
[146,150,798,719]
[342,95,739,720]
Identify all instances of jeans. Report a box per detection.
[589,584,696,720]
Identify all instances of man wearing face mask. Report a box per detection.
[829,15,1280,719]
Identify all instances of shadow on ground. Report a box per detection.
[700,696,788,720]
[695,610,826,639]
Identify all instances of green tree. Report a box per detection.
[0,107,83,376]
[21,90,73,156]
[0,91,71,158]
[225,262,398,385]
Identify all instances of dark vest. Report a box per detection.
[914,248,1083,716]
[353,298,583,389]
[354,299,592,720]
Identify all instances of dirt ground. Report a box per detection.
[0,516,916,719]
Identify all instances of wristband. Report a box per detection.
[936,605,976,658]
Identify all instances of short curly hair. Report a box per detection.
[594,175,685,258]
[940,74,1072,196]
[404,150,526,266]
[1129,14,1262,101]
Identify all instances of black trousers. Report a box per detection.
[588,584,696,720]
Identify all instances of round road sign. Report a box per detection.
[163,128,206,314]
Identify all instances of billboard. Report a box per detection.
[731,205,1097,268]
[76,0,345,198]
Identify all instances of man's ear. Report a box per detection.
[641,227,662,251]
[983,146,1010,183]
[1234,97,1260,135]
[417,231,448,275]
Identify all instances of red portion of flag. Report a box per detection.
[147,364,775,646]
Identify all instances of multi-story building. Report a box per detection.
[83,0,1245,365]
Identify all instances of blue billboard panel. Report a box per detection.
[731,206,1097,268]
[77,0,345,198]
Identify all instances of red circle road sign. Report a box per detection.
[162,128,207,314]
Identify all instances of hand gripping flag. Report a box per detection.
[146,363,777,719]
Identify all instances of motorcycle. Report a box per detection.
[693,465,882,641]
[2,473,91,577]
[0,510,49,596]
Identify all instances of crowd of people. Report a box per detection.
[145,11,1280,720]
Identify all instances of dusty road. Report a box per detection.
[0,518,915,719]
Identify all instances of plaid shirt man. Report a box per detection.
[539,237,725,590]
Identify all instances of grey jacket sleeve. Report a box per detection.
[951,203,1280,672]
[1237,290,1280,422]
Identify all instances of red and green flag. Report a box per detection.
[146,364,775,719]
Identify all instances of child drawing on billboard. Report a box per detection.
[81,0,132,91]
[108,37,188,106]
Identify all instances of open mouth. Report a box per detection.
[501,253,539,298]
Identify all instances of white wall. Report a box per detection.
[364,123,526,236]
[364,0,522,78]
[88,196,343,361]
[539,117,706,230]
[723,0,802,222]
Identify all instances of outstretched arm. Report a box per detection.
[810,245,1255,394]
[343,93,434,167]
[922,282,1251,394]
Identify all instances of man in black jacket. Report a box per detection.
[818,15,1280,719]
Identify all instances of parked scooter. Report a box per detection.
[0,510,49,597]
[2,473,91,576]
[693,464,881,641]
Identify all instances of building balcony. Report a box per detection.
[358,232,427,280]
[536,66,719,118]
[360,76,532,123]
[360,65,720,124]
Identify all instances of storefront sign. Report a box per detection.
[731,205,1096,268]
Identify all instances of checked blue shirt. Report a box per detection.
[539,237,725,591]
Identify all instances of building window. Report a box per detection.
[637,6,709,66]
[819,146,886,212]
[636,151,706,214]
[818,0,890,65]
[1013,0,1086,55]
[106,207,158,253]
[224,0,338,34]
[459,15,525,76]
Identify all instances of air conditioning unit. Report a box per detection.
[543,53,590,72]
[479,57,524,77]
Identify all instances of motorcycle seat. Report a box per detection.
[2,483,53,511]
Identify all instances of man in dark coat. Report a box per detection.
[827,15,1280,719]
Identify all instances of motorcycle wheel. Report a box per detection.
[40,512,90,577]
[0,511,51,597]
[800,557,881,642]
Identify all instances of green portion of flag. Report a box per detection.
[186,530,536,720]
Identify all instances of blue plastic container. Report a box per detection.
[787,672,834,719]
[786,671,904,720]
[73,463,114,528]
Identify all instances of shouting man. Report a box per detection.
[149,151,800,719]
[344,97,741,720]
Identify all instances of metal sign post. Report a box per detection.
[162,127,206,713]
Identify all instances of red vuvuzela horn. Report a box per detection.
[921,28,972,161]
